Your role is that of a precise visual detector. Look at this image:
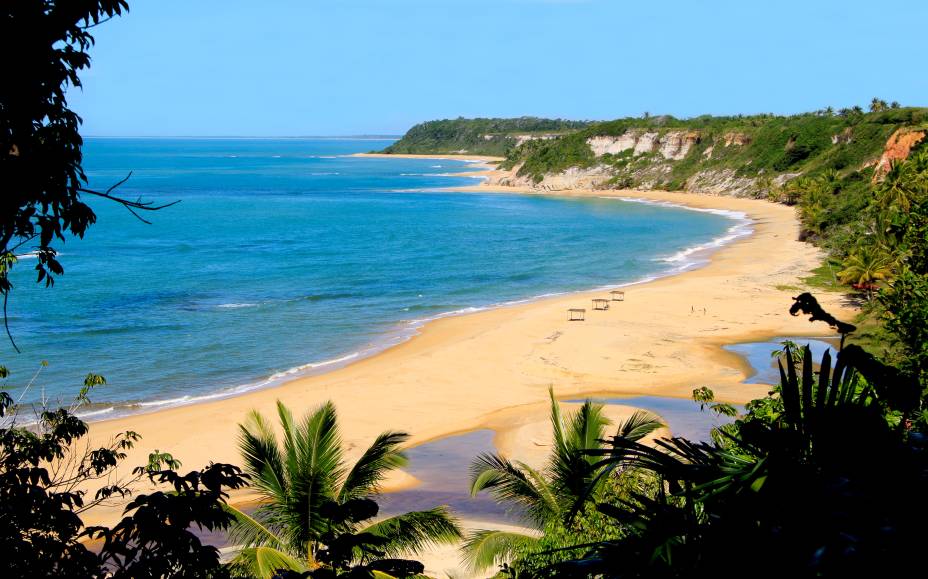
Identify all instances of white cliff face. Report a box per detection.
[533,165,612,190]
[634,132,660,155]
[587,134,638,155]
[587,130,698,160]
[658,131,699,160]
[487,163,611,191]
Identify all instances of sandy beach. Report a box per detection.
[82,158,855,552]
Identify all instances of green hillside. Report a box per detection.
[381,116,589,156]
[381,107,928,197]
[505,107,928,189]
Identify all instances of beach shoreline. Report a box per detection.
[82,155,856,529]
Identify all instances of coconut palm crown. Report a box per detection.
[226,400,462,578]
[461,390,664,573]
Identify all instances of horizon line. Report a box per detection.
[84,135,402,140]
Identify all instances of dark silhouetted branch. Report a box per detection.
[78,172,180,225]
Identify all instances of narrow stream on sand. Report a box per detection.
[376,335,839,522]
[201,336,840,547]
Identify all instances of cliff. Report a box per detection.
[507,108,928,196]
[383,108,928,197]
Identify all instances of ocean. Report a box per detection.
[3,138,748,419]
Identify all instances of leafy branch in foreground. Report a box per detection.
[0,366,247,578]
[2,1,179,351]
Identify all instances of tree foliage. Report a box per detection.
[1,0,175,349]
[0,370,247,579]
[522,297,928,578]
[463,390,663,573]
[383,117,589,156]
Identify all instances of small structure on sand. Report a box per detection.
[568,308,586,321]
[610,290,625,301]
[592,298,610,311]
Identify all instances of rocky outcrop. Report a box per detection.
[587,130,699,160]
[659,131,700,160]
[633,132,660,155]
[831,127,853,145]
[722,132,751,147]
[514,134,559,146]
[684,169,757,196]
[587,134,638,156]
[875,128,925,174]
[488,163,611,191]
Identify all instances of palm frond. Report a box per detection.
[549,387,568,457]
[300,401,345,486]
[276,400,298,461]
[287,401,345,545]
[338,431,409,502]
[469,452,556,526]
[231,545,308,579]
[223,503,287,550]
[615,410,665,442]
[459,529,539,573]
[361,506,463,557]
[516,460,561,521]
[238,409,288,503]
[549,397,610,509]
[567,399,610,452]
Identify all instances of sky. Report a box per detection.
[70,0,928,137]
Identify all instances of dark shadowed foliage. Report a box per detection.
[539,295,927,578]
[0,368,248,578]
[1,0,175,349]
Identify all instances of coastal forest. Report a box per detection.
[3,1,927,578]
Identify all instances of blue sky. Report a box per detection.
[70,0,928,136]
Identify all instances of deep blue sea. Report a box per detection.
[3,138,748,419]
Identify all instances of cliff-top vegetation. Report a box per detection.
[381,117,590,157]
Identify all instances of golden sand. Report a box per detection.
[82,163,853,538]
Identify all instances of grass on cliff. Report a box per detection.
[506,107,927,185]
[382,117,589,156]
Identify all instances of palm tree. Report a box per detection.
[838,244,894,299]
[817,168,841,194]
[878,159,917,213]
[461,391,663,573]
[226,401,462,578]
[870,97,888,112]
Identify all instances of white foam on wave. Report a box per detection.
[265,352,361,381]
[75,406,115,419]
[217,302,258,309]
[139,395,192,408]
[14,252,65,260]
[87,351,371,421]
[602,195,754,272]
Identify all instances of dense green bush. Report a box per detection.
[382,117,589,156]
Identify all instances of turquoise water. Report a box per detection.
[3,138,744,419]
